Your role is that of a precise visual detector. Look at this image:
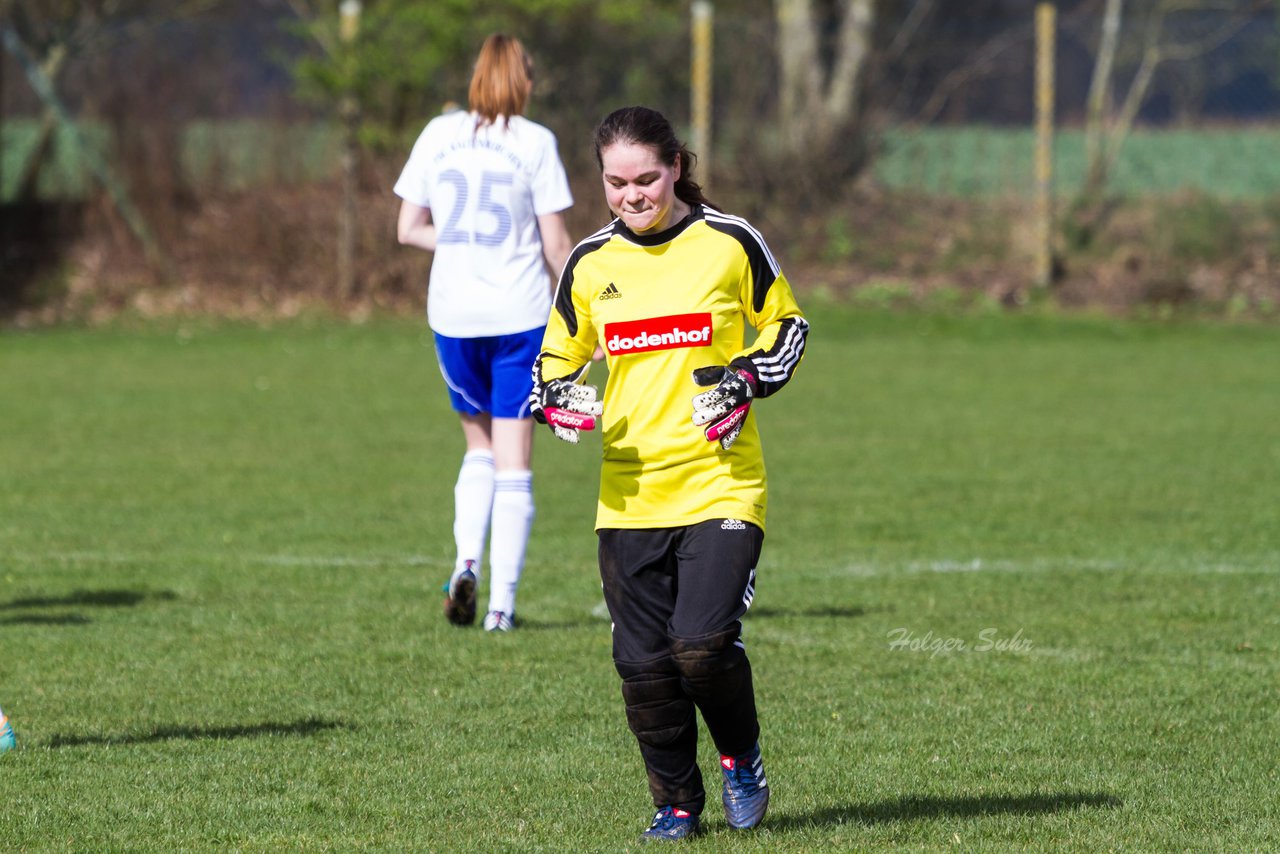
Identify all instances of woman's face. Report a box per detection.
[600,142,683,234]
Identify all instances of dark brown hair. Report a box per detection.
[593,106,720,211]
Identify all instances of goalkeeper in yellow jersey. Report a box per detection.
[530,106,808,841]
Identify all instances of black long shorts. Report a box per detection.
[598,519,764,665]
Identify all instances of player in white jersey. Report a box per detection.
[395,34,573,632]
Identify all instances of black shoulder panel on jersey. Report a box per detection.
[554,225,615,338]
[614,207,699,246]
[701,210,779,314]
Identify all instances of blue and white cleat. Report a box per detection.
[0,713,15,754]
[442,561,478,626]
[641,806,701,842]
[720,742,769,829]
[483,610,515,632]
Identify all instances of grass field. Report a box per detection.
[7,121,1280,201]
[1,307,1277,851]
[875,126,1280,199]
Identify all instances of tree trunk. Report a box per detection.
[772,0,876,196]
[1083,0,1123,199]
[775,0,821,149]
[824,0,874,127]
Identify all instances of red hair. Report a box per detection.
[468,34,534,129]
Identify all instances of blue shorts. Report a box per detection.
[434,327,545,419]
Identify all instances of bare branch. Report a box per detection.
[1104,43,1160,172]
[1085,0,1123,175]
[907,21,1032,128]
[885,0,936,62]
[280,0,338,57]
[1158,2,1269,63]
[825,0,875,124]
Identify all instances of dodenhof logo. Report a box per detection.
[604,313,714,356]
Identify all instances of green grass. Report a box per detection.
[1,309,1278,851]
[0,121,342,202]
[876,126,1280,199]
[8,120,1280,201]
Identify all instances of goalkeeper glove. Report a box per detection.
[691,365,757,450]
[533,378,603,444]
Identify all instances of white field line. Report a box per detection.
[790,555,1279,578]
[6,550,1276,576]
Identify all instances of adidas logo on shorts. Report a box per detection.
[598,282,622,300]
[722,519,747,531]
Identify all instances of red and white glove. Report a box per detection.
[532,378,603,444]
[691,365,757,450]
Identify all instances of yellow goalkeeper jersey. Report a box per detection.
[535,205,809,531]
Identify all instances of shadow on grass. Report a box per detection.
[517,617,604,631]
[0,589,178,609]
[47,716,351,748]
[0,613,92,626]
[749,605,867,620]
[768,791,1122,830]
[0,589,178,627]
[515,604,870,630]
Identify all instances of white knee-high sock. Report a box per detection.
[487,469,534,615]
[453,450,495,579]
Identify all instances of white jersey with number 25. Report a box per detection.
[394,110,573,338]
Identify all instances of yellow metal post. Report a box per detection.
[691,1,713,188]
[340,0,361,43]
[1034,3,1056,291]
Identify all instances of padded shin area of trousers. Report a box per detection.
[618,659,704,811]
[671,626,760,757]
